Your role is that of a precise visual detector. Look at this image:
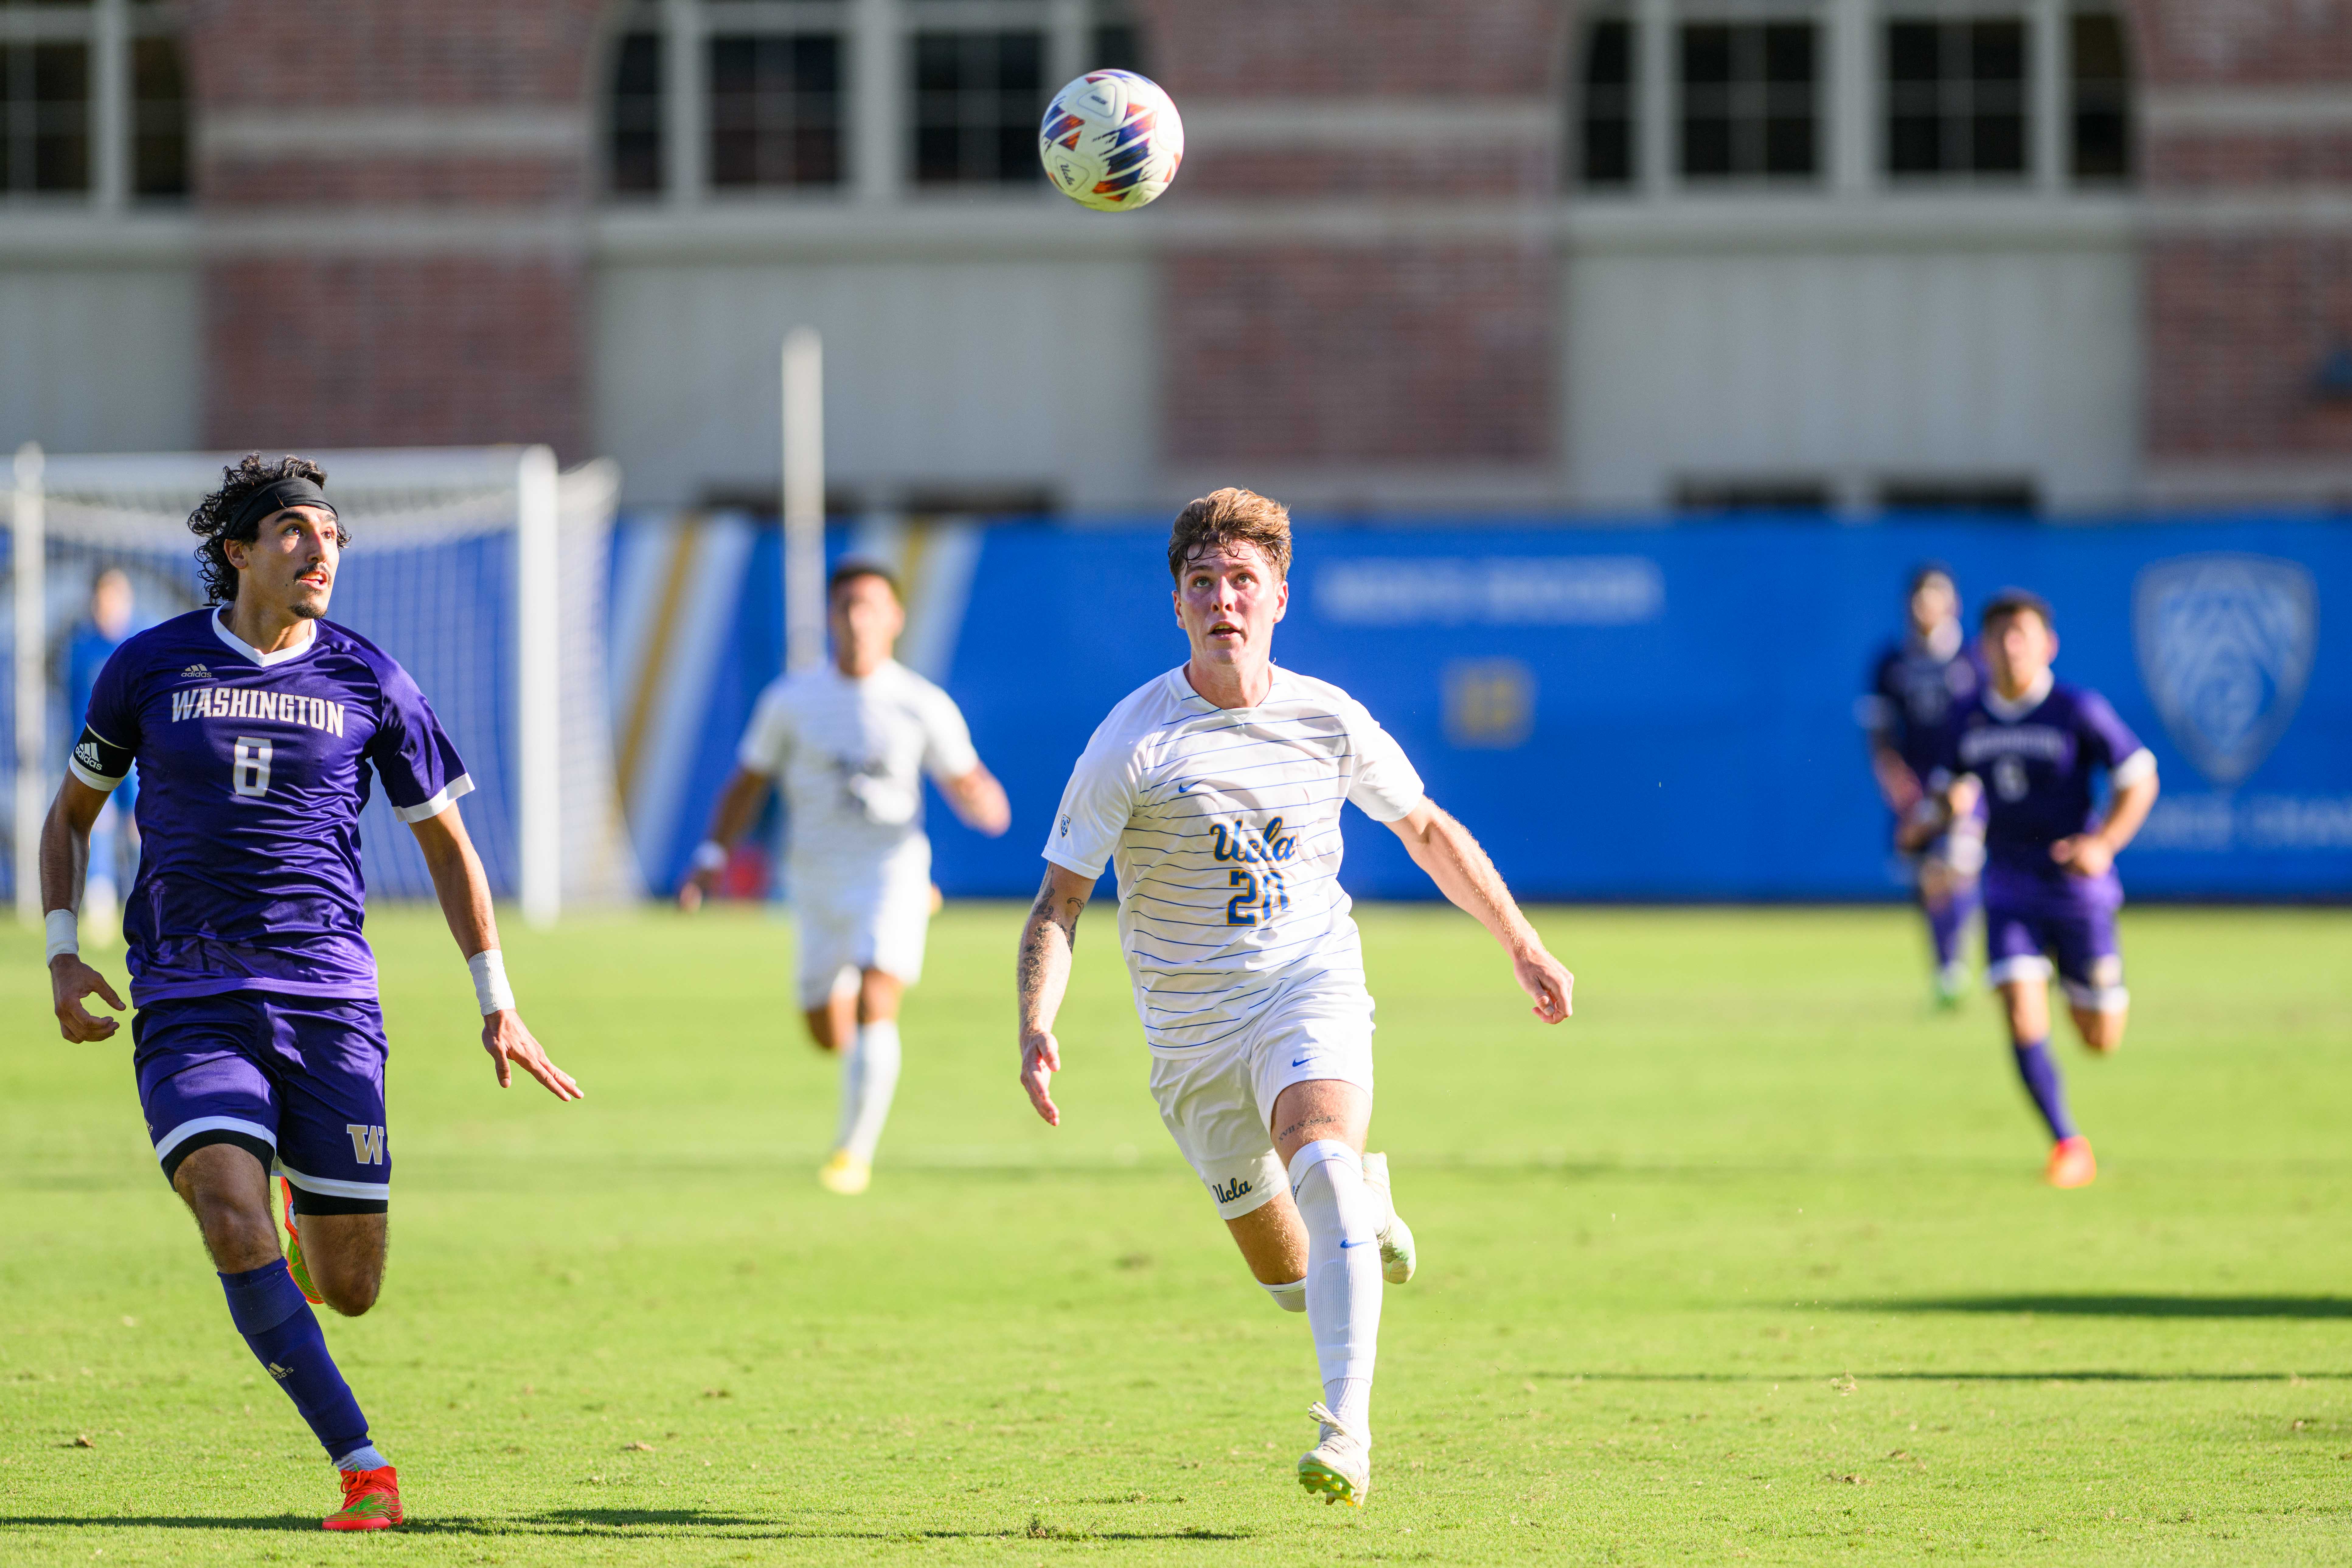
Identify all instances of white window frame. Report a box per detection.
[614,0,1099,207]
[1585,0,2118,200]
[0,0,182,212]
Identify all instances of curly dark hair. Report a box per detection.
[187,453,348,605]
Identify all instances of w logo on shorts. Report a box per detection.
[346,1124,387,1164]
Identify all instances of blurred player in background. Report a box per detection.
[1016,488,1574,1507]
[1861,564,1986,1008]
[65,568,141,946]
[40,455,581,1531]
[682,560,1010,1196]
[1907,589,2158,1188]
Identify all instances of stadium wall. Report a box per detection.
[611,514,2350,904]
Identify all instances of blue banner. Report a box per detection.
[923,519,2350,902]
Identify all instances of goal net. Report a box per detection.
[1,444,642,925]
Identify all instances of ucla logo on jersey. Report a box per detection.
[1210,817,1298,864]
[2133,554,2317,788]
[1211,1175,1253,1205]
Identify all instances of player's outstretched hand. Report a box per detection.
[1513,944,1574,1025]
[1019,1027,1062,1126]
[50,955,125,1043]
[676,868,718,913]
[2051,834,2114,878]
[482,1009,584,1100]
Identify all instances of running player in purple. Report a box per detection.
[1905,589,2158,1189]
[38,455,582,1531]
[1861,564,1987,1008]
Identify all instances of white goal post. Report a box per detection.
[3,443,641,927]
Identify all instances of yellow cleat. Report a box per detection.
[1297,1402,1370,1507]
[818,1150,871,1195]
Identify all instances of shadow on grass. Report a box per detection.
[1535,1369,2352,1384]
[1835,1295,2352,1320]
[0,1510,1251,1543]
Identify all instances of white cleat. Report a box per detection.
[818,1150,870,1195]
[1360,1151,1416,1285]
[1297,1401,1371,1507]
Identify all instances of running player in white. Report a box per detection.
[682,560,1009,1194]
[1015,488,1574,1507]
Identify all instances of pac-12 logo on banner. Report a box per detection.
[2133,553,2318,788]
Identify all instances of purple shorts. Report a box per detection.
[133,992,390,1214]
[1984,903,2127,1013]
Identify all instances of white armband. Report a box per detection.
[691,839,728,874]
[44,909,78,963]
[468,949,515,1016]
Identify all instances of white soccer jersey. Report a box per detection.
[1044,666,1426,1052]
[737,659,979,879]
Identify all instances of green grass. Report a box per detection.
[2,902,2349,1565]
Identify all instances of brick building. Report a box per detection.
[1,0,2347,516]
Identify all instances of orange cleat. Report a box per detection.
[322,1465,402,1531]
[2045,1136,2097,1189]
[279,1177,324,1305]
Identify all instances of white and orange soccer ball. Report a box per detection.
[1038,70,1185,212]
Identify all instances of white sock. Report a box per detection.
[836,1020,901,1162]
[334,1443,388,1472]
[1260,1277,1307,1313]
[1287,1139,1381,1441]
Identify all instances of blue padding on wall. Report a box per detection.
[923,517,2350,902]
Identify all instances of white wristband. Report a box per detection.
[44,909,78,963]
[468,949,515,1016]
[691,839,728,874]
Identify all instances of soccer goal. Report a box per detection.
[2,444,642,926]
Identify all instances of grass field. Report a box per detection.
[2,902,2349,1565]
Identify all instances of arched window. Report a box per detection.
[0,0,187,203]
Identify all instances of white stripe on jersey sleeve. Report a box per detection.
[394,774,475,823]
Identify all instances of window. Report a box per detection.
[0,35,86,193]
[1674,477,1834,512]
[1680,20,1819,181]
[129,33,185,197]
[2069,9,2130,183]
[0,0,186,203]
[1579,13,1636,188]
[1090,0,1144,74]
[1878,477,2038,513]
[911,28,1043,186]
[607,30,662,196]
[1886,16,2028,178]
[710,33,843,188]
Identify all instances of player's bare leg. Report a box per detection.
[177,1146,385,1316]
[821,969,904,1194]
[1998,979,2094,1187]
[2070,1002,2127,1056]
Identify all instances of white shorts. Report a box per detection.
[1147,977,1376,1222]
[793,851,933,1008]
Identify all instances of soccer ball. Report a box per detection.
[1038,70,1185,212]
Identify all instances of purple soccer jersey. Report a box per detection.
[1933,676,2154,916]
[1863,630,1985,782]
[72,607,471,1004]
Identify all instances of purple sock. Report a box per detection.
[1925,896,1968,972]
[218,1260,371,1463]
[2010,1037,2078,1144]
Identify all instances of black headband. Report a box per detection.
[225,476,337,536]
